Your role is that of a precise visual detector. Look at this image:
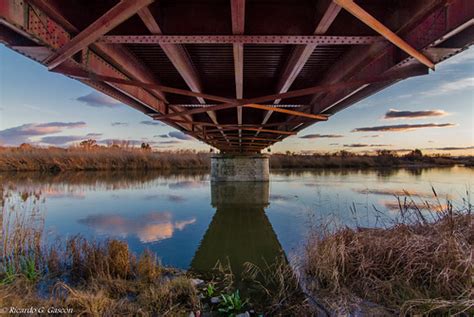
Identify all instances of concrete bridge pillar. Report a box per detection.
[210,154,269,182]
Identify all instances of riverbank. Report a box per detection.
[1,186,472,315]
[303,195,473,316]
[0,146,472,172]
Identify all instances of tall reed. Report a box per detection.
[303,189,473,315]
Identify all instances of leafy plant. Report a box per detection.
[0,261,17,285]
[21,256,38,281]
[206,283,216,297]
[218,290,248,316]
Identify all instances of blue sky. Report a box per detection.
[1,44,473,154]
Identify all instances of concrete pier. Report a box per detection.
[210,154,269,182]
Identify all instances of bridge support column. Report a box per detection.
[211,154,269,182]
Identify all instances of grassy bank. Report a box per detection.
[0,146,209,172]
[1,186,472,315]
[303,193,473,315]
[269,151,473,169]
[0,189,308,316]
[0,145,472,172]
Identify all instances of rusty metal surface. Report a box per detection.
[100,35,382,45]
[0,0,473,153]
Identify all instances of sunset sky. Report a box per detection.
[1,44,473,155]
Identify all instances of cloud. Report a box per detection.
[86,133,102,138]
[362,135,380,138]
[155,134,169,138]
[168,180,205,189]
[111,122,128,126]
[343,144,391,148]
[158,140,181,144]
[39,135,85,145]
[423,76,474,96]
[98,139,157,146]
[39,132,103,146]
[431,146,474,151]
[169,131,193,140]
[299,134,343,139]
[167,194,186,203]
[352,123,455,132]
[384,109,448,120]
[77,92,122,108]
[141,120,164,126]
[355,188,435,198]
[270,194,296,202]
[78,212,196,243]
[0,121,86,145]
[329,143,339,146]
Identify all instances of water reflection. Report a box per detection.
[0,166,471,270]
[79,212,196,243]
[191,182,283,278]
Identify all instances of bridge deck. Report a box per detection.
[1,0,473,152]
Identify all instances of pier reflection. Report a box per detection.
[190,182,284,278]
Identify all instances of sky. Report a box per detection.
[0,44,473,155]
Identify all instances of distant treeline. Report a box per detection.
[0,144,472,172]
[269,150,473,169]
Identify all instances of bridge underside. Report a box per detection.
[1,0,473,153]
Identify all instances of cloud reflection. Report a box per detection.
[168,180,205,189]
[79,212,196,243]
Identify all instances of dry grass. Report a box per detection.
[1,145,471,172]
[242,258,313,316]
[303,192,473,316]
[0,146,210,172]
[0,189,201,316]
[270,152,471,169]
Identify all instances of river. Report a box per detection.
[1,166,472,276]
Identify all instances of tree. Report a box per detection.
[141,142,151,151]
[79,139,97,149]
[404,149,423,161]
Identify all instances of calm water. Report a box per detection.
[1,167,472,274]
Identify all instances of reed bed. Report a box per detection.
[269,152,471,169]
[1,145,471,172]
[0,189,200,316]
[1,185,473,315]
[0,188,310,316]
[303,191,473,316]
[0,146,210,172]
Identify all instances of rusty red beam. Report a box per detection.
[46,0,154,70]
[208,136,280,141]
[334,0,435,69]
[204,127,295,135]
[53,65,235,104]
[244,104,328,120]
[276,1,341,95]
[255,1,341,141]
[312,0,473,115]
[308,0,446,108]
[161,119,302,128]
[137,7,229,143]
[100,34,382,45]
[231,0,245,146]
[153,67,426,120]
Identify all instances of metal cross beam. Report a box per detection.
[137,7,229,145]
[153,67,426,120]
[254,1,341,141]
[333,0,435,69]
[231,0,246,148]
[100,34,382,45]
[46,0,154,70]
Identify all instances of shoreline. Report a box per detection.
[1,189,471,316]
[0,146,472,172]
